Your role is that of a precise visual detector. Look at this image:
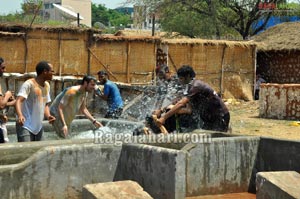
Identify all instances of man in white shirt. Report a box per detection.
[15,61,56,142]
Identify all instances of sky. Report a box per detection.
[0,0,127,15]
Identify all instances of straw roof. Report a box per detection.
[252,22,300,51]
[94,35,161,43]
[0,31,24,37]
[113,30,256,47]
[161,38,256,48]
[114,29,188,38]
[0,23,102,34]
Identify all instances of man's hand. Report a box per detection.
[0,115,8,123]
[152,109,162,117]
[157,116,166,125]
[152,115,168,134]
[18,115,26,126]
[62,125,68,138]
[4,91,13,99]
[48,115,56,124]
[93,120,103,128]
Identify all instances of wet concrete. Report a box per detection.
[1,119,300,199]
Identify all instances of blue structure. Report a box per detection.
[253,16,300,34]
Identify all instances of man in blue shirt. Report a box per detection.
[96,70,124,119]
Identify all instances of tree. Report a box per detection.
[21,0,43,26]
[21,0,42,15]
[124,0,295,39]
[92,3,132,30]
[218,0,282,39]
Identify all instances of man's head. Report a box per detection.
[82,75,97,92]
[156,64,171,80]
[0,57,6,77]
[36,61,54,81]
[97,70,108,85]
[177,65,196,85]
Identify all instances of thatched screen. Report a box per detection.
[0,24,256,100]
[90,35,160,84]
[0,31,25,72]
[0,24,100,75]
[162,39,256,100]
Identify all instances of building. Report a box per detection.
[42,0,91,27]
[254,22,300,83]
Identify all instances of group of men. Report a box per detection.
[1,57,231,143]
[0,58,123,143]
[143,64,230,134]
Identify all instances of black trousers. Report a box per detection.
[202,112,230,132]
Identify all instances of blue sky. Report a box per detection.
[0,0,127,15]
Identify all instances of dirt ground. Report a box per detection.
[227,100,300,140]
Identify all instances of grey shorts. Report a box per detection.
[16,122,44,142]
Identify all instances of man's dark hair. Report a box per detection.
[177,65,196,78]
[0,57,4,65]
[81,75,96,85]
[97,70,108,76]
[36,61,51,75]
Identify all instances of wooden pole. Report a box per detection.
[220,46,227,98]
[58,31,62,76]
[168,53,177,72]
[126,42,130,83]
[23,32,28,73]
[151,14,155,36]
[253,46,257,99]
[77,13,80,27]
[88,48,118,81]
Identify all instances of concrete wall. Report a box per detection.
[185,136,260,196]
[0,139,93,165]
[0,141,122,199]
[114,144,186,199]
[3,128,300,198]
[248,137,300,192]
[0,139,186,199]
[259,83,300,119]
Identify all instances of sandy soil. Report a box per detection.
[227,100,300,140]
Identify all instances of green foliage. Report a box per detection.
[92,3,132,29]
[161,8,214,38]
[159,0,241,39]
[21,0,43,15]
[126,0,300,39]
[0,12,24,23]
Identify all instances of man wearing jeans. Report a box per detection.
[15,61,56,142]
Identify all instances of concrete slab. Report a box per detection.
[185,192,255,199]
[185,136,260,196]
[82,180,153,199]
[256,171,300,199]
